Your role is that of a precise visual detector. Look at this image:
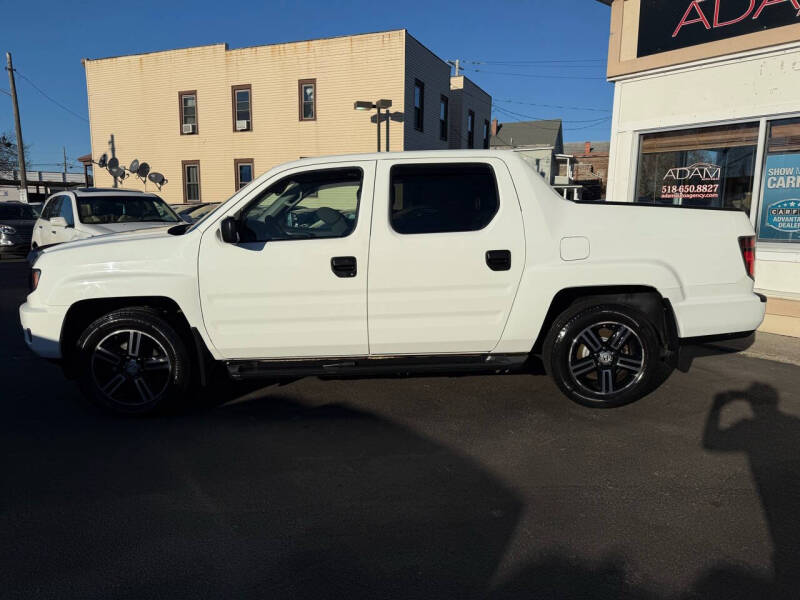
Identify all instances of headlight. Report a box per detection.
[0,224,16,235]
[30,269,41,292]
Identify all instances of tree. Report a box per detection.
[0,130,32,172]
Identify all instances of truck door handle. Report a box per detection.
[486,250,511,271]
[331,256,357,278]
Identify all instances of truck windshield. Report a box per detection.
[76,195,180,224]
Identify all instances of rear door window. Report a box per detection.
[389,163,499,234]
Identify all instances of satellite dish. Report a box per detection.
[137,162,150,178]
[107,157,119,171]
[110,166,126,180]
[97,153,108,168]
[148,172,166,186]
[129,159,140,173]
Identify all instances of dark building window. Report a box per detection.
[414,79,424,132]
[179,91,198,135]
[182,160,201,203]
[235,159,254,190]
[232,85,252,131]
[299,79,316,121]
[483,119,490,149]
[467,110,475,149]
[389,163,499,235]
[439,95,448,141]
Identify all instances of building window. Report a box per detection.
[483,119,490,149]
[635,122,759,211]
[235,159,254,190]
[414,79,424,132]
[757,117,800,244]
[299,79,316,121]
[439,95,448,141]
[182,161,201,203]
[179,91,198,135]
[232,85,252,132]
[389,163,499,235]
[467,111,475,149]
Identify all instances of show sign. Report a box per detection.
[638,0,800,58]
[759,153,800,242]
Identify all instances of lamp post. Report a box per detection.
[354,99,392,152]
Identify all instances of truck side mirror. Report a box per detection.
[220,217,239,244]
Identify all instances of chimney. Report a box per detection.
[491,119,499,136]
[584,141,592,155]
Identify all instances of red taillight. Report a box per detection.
[739,236,755,279]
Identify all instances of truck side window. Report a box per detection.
[389,163,499,235]
[238,167,362,243]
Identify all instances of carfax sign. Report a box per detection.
[758,153,800,242]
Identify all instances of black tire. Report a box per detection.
[75,307,192,415]
[543,302,667,408]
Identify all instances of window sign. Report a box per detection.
[758,153,800,242]
[635,123,758,210]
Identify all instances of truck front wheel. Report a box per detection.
[543,303,666,408]
[75,307,192,415]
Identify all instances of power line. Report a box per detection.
[0,88,10,97]
[14,70,89,123]
[467,58,605,64]
[565,117,611,131]
[468,67,607,81]
[494,104,611,124]
[496,99,611,113]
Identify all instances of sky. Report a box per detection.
[0,0,613,172]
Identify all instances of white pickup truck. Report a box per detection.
[20,150,766,414]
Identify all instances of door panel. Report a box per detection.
[198,161,375,359]
[367,158,525,355]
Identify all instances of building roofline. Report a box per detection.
[82,28,407,63]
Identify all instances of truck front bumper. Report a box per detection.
[19,302,68,359]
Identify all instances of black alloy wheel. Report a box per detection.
[544,303,665,408]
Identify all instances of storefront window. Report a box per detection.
[757,117,800,244]
[635,123,759,211]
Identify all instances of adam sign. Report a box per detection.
[638,0,800,57]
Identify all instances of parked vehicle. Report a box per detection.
[175,202,221,224]
[30,188,181,249]
[0,202,37,259]
[20,151,766,414]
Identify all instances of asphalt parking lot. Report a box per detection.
[2,260,800,599]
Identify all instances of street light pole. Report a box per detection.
[376,106,381,152]
[6,52,28,202]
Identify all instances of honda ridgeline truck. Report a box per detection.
[20,151,766,414]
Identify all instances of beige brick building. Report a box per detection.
[83,29,492,205]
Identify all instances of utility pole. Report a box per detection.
[6,52,28,202]
[63,146,68,178]
[109,134,117,188]
[376,107,381,152]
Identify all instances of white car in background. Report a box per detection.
[31,188,181,249]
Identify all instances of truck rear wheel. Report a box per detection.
[543,303,666,408]
[75,307,192,415]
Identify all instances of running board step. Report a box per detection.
[226,353,530,381]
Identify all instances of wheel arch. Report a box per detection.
[531,285,679,358]
[60,296,209,374]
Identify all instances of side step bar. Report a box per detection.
[226,353,530,381]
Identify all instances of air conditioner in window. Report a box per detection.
[236,120,250,131]
[183,124,196,134]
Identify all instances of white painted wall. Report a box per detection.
[606,42,800,297]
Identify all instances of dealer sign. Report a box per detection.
[638,0,800,58]
[759,153,800,242]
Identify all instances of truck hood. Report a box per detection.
[36,224,182,259]
[83,221,176,235]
